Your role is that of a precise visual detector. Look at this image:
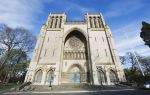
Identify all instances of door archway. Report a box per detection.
[109,70,117,83]
[47,70,54,84]
[67,64,85,83]
[34,70,43,84]
[69,66,81,83]
[97,70,106,85]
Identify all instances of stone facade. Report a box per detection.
[24,13,126,85]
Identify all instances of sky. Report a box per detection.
[0,0,150,57]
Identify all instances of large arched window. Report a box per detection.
[109,70,117,83]
[34,70,43,83]
[63,30,87,60]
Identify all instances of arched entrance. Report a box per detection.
[97,70,106,85]
[62,29,90,83]
[69,65,81,83]
[34,70,43,84]
[109,70,117,84]
[47,70,54,84]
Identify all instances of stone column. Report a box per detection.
[54,17,57,28]
[93,17,97,28]
[106,71,111,85]
[52,17,56,28]
[41,71,47,85]
[91,17,95,28]
[27,71,34,83]
[50,17,54,28]
[89,17,92,28]
[96,17,100,28]
[59,16,62,28]
[24,74,28,82]
[24,71,30,82]
[48,16,52,28]
[98,17,102,28]
[56,16,60,28]
[93,71,99,85]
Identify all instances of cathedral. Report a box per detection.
[24,13,126,85]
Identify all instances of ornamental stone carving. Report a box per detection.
[69,36,83,50]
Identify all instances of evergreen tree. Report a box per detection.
[140,21,150,47]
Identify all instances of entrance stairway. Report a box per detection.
[31,83,133,92]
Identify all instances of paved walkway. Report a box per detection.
[3,89,135,94]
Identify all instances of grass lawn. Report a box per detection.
[0,83,20,91]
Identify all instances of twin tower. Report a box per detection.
[25,13,126,85]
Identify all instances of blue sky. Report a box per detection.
[0,0,150,56]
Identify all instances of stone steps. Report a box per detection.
[31,83,133,92]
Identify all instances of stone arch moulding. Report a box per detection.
[97,67,107,78]
[97,66,106,73]
[46,69,55,84]
[33,69,43,83]
[35,67,44,73]
[97,68,107,84]
[108,68,118,81]
[33,67,44,82]
[63,27,88,42]
[107,67,117,73]
[67,64,85,73]
[46,67,56,73]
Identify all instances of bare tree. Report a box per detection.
[120,56,126,65]
[139,57,150,75]
[0,24,36,71]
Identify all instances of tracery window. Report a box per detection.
[63,31,87,60]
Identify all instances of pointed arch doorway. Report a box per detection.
[34,70,43,84]
[62,29,91,84]
[69,65,81,83]
[97,70,106,85]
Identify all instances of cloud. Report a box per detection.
[116,35,142,49]
[113,19,150,56]
[104,0,144,18]
[0,0,149,58]
[116,34,150,56]
[0,0,44,30]
[0,0,95,30]
[64,2,94,14]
